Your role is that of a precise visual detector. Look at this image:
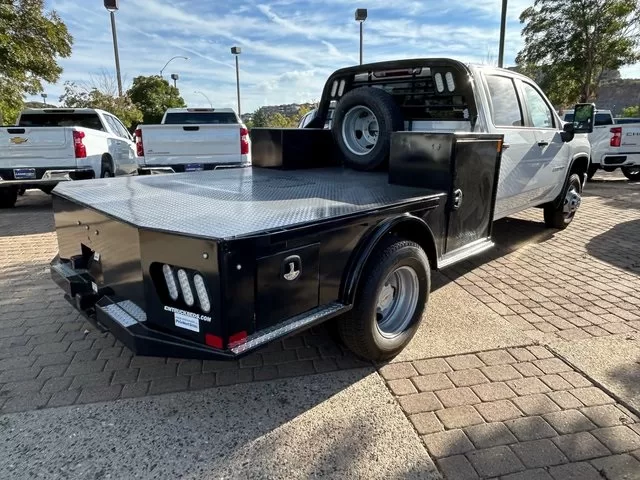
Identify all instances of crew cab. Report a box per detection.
[49,59,594,363]
[0,108,137,208]
[134,108,251,174]
[304,64,593,227]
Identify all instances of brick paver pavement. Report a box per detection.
[0,193,366,413]
[1,173,640,478]
[382,347,640,479]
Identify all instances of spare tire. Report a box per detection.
[332,87,404,171]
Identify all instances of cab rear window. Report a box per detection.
[18,113,104,131]
[564,113,612,126]
[163,112,238,125]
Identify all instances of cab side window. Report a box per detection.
[485,75,524,127]
[521,82,555,129]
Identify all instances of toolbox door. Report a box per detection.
[256,244,320,329]
[444,136,502,254]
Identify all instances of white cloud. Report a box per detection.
[42,0,639,115]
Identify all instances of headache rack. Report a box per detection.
[320,60,475,125]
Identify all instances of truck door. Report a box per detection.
[111,116,137,174]
[484,74,539,220]
[517,80,571,205]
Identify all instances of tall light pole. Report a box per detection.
[41,93,48,106]
[103,0,123,96]
[231,46,242,116]
[498,0,508,68]
[355,9,368,65]
[160,56,189,77]
[194,90,213,108]
[170,73,179,89]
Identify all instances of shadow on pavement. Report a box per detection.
[434,217,555,289]
[0,191,54,237]
[0,370,438,480]
[586,219,640,276]
[584,178,640,211]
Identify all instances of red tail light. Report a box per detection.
[135,128,144,156]
[610,127,622,147]
[228,331,247,347]
[73,130,86,158]
[240,126,249,155]
[205,333,223,349]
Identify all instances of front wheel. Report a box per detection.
[337,236,430,361]
[621,166,640,181]
[544,173,582,229]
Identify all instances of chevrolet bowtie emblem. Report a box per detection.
[9,137,28,145]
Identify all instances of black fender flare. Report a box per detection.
[550,155,590,207]
[339,214,438,305]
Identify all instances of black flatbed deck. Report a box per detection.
[53,167,444,240]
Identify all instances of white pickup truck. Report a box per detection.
[134,108,251,174]
[0,108,137,208]
[563,109,640,181]
[303,63,594,228]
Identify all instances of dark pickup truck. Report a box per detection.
[50,59,594,361]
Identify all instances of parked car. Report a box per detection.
[50,58,594,364]
[0,108,137,208]
[134,108,251,174]
[563,109,640,180]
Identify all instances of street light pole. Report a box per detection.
[41,93,47,107]
[160,56,189,77]
[498,0,508,68]
[194,91,213,108]
[355,9,368,65]
[231,46,242,116]
[104,1,123,96]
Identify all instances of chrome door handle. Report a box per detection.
[502,143,511,150]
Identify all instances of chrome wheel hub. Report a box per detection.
[342,106,379,155]
[563,186,581,218]
[376,266,420,339]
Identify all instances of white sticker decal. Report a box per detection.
[174,312,200,332]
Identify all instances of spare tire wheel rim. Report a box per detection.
[342,105,380,155]
[376,266,420,339]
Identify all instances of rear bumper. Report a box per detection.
[0,168,94,186]
[599,153,640,167]
[50,257,347,360]
[138,162,250,175]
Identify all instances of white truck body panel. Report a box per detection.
[137,124,246,166]
[469,65,590,221]
[136,108,251,173]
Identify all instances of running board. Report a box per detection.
[438,238,494,269]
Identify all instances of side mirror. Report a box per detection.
[572,103,596,134]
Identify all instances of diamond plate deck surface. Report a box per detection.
[53,167,443,240]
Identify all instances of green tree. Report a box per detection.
[622,105,640,117]
[516,0,640,105]
[0,0,73,124]
[127,75,186,124]
[59,74,143,130]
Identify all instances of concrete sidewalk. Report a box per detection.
[0,369,439,480]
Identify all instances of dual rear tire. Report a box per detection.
[337,236,430,362]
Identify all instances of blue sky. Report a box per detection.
[42,0,640,114]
